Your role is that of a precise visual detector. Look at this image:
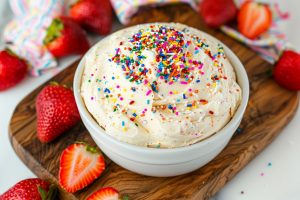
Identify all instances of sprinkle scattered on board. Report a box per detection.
[236,127,243,134]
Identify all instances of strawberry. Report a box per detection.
[87,187,130,200]
[273,50,300,91]
[200,0,237,28]
[87,187,122,200]
[36,83,80,143]
[0,178,57,200]
[59,143,106,193]
[238,1,272,39]
[87,187,118,200]
[70,0,112,35]
[44,17,90,58]
[0,50,27,91]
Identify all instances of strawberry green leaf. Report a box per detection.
[44,18,64,45]
[265,69,273,77]
[38,184,58,200]
[86,144,99,154]
[74,141,100,154]
[46,184,58,200]
[38,186,47,200]
[5,48,18,57]
[49,81,59,86]
[4,48,28,66]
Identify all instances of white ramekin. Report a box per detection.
[73,27,249,177]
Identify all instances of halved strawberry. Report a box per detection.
[238,1,272,39]
[59,143,106,193]
[87,187,120,200]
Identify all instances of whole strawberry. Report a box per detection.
[0,178,57,200]
[44,17,90,58]
[59,143,106,193]
[273,50,300,91]
[200,0,237,28]
[70,0,112,35]
[36,83,80,143]
[238,1,272,39]
[0,50,27,91]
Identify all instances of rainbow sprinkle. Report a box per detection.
[110,25,208,90]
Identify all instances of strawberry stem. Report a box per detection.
[49,81,59,86]
[75,141,100,154]
[38,186,47,200]
[44,18,64,45]
[38,184,57,200]
[4,48,29,67]
[5,48,18,57]
[122,195,130,200]
[265,69,273,77]
[86,144,98,154]
[47,184,58,200]
[49,81,71,89]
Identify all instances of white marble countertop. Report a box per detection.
[0,0,299,199]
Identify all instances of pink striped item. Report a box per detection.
[3,0,66,76]
[220,1,290,64]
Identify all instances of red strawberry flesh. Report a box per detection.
[59,143,106,193]
[238,1,272,39]
[87,187,119,200]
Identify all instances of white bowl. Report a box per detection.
[73,27,249,177]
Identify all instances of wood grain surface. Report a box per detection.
[9,4,299,200]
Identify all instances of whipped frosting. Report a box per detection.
[81,23,242,148]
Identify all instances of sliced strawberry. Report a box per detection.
[238,1,272,39]
[273,50,300,91]
[59,143,106,193]
[87,187,119,200]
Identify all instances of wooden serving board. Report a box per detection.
[9,4,299,200]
